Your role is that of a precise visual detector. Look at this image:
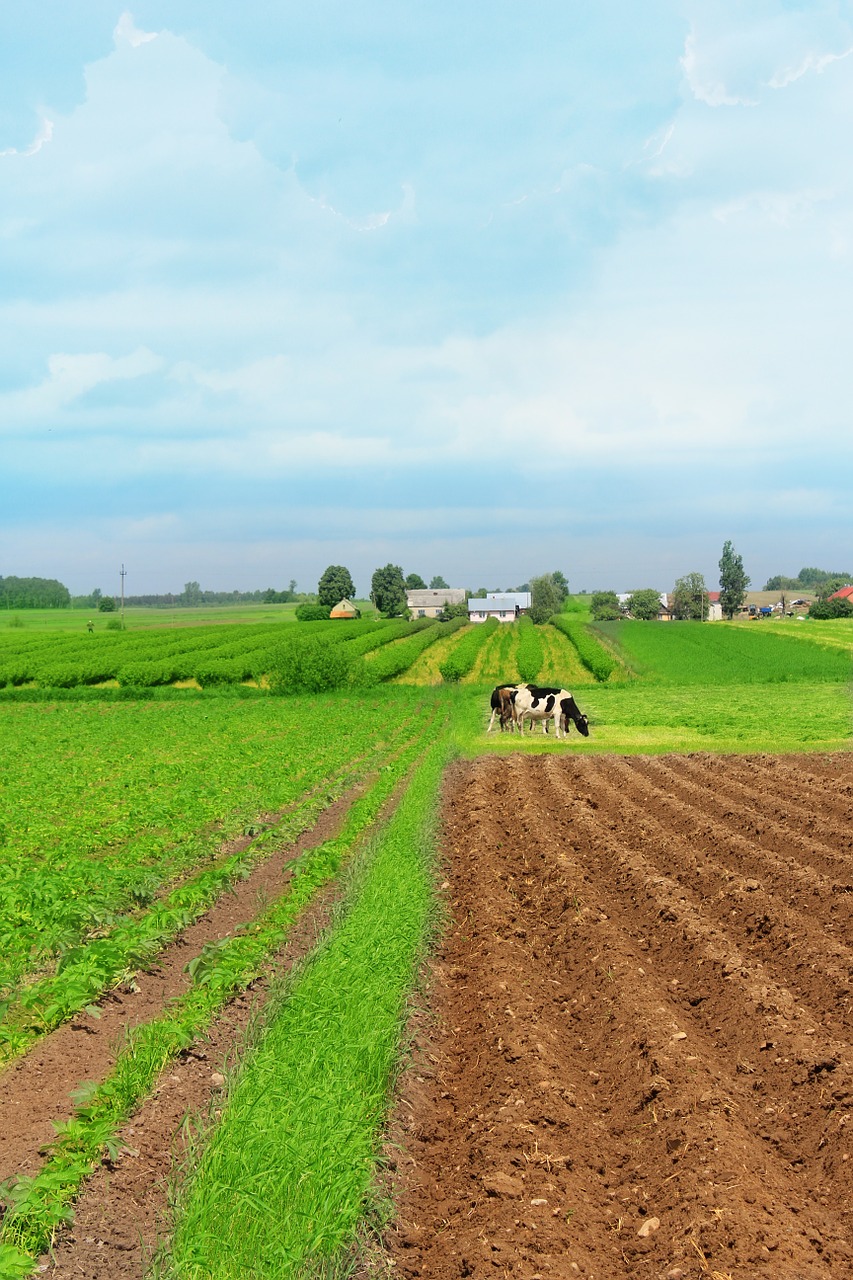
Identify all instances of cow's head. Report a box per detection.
[561,697,590,736]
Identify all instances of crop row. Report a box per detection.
[0,692,436,1023]
[550,616,621,681]
[437,617,499,682]
[0,620,433,690]
[0,724,448,1270]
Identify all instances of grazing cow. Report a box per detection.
[513,685,590,738]
[487,684,519,732]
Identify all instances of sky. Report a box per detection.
[2,2,852,598]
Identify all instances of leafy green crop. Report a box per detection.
[597,620,852,684]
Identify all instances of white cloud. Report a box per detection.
[768,44,853,89]
[1,347,163,423]
[113,12,158,50]
[681,32,758,107]
[0,117,54,158]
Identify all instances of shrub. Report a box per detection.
[295,604,331,622]
[268,638,351,694]
[809,597,853,619]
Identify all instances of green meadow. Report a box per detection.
[0,610,850,1276]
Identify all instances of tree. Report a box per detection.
[672,572,708,620]
[317,564,356,609]
[370,563,407,616]
[813,576,851,601]
[405,573,427,590]
[590,590,622,621]
[627,588,662,620]
[429,575,449,589]
[438,600,469,621]
[551,570,569,600]
[98,596,117,613]
[529,573,563,624]
[718,540,749,620]
[809,596,853,619]
[182,581,202,607]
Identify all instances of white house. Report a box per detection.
[468,591,532,623]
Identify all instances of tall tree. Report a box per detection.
[317,564,356,608]
[590,590,622,621]
[551,570,569,600]
[718,541,750,619]
[528,573,563,624]
[627,588,663,620]
[370,563,407,616]
[672,572,708,620]
[405,573,427,590]
[429,575,449,589]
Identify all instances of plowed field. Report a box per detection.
[384,754,853,1280]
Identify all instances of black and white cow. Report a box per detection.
[513,685,590,738]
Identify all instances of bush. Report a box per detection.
[809,597,853,619]
[268,638,351,694]
[295,603,332,622]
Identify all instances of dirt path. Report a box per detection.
[382,754,853,1279]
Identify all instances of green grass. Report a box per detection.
[0,602,379,633]
[162,740,447,1278]
[451,680,852,755]
[597,619,852,684]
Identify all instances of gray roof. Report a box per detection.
[406,588,466,607]
[485,591,531,608]
[469,595,522,612]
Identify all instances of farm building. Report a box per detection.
[468,591,531,623]
[829,585,853,602]
[406,588,466,618]
[330,598,359,619]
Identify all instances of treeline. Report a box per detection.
[0,577,71,609]
[764,567,851,591]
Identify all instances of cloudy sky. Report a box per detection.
[2,2,852,598]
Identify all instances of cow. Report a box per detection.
[513,685,590,738]
[487,684,519,732]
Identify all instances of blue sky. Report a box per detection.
[2,2,852,598]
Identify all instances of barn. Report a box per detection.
[330,598,359,619]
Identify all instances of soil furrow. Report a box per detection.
[635,754,853,885]
[381,755,853,1280]
[594,756,853,1023]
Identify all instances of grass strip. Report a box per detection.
[163,739,447,1278]
[0,732,438,1270]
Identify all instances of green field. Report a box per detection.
[0,612,850,1276]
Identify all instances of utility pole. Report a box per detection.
[120,564,127,629]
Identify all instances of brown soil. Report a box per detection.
[5,753,852,1279]
[382,753,853,1280]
